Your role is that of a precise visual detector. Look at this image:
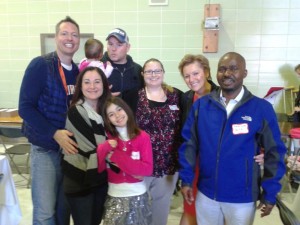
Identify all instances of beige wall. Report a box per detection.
[1,0,300,113]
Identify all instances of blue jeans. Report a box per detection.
[31,145,70,225]
[66,184,108,225]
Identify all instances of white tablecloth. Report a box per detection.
[0,155,22,225]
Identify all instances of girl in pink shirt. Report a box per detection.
[97,96,153,225]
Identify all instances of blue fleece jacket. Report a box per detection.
[179,86,286,205]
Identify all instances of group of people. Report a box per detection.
[18,15,286,225]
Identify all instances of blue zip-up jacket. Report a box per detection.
[19,52,78,150]
[179,86,286,205]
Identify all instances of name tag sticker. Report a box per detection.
[131,151,140,160]
[169,105,179,110]
[232,123,249,135]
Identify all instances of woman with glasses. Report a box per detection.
[123,58,182,225]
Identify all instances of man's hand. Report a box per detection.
[181,186,194,205]
[257,202,274,217]
[53,129,78,154]
[254,153,264,166]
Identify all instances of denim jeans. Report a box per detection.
[66,184,108,225]
[31,145,70,225]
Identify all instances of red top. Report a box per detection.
[290,128,300,139]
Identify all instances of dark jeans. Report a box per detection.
[66,185,108,225]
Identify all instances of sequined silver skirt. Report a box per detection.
[103,192,153,225]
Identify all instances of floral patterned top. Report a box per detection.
[135,88,182,177]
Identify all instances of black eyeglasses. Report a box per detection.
[218,66,239,74]
[143,69,163,76]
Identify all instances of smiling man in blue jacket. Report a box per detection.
[179,52,286,225]
[19,16,80,225]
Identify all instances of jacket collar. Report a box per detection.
[211,85,253,106]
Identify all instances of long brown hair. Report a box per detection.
[102,96,140,139]
[71,67,111,114]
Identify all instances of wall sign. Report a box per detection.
[149,0,168,6]
[40,33,94,64]
[203,4,220,53]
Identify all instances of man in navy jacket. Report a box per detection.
[19,16,80,225]
[179,52,286,225]
[101,28,143,97]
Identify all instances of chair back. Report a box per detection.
[0,126,31,188]
[0,127,24,138]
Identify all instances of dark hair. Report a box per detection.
[102,96,140,139]
[295,64,300,71]
[55,16,80,35]
[71,67,111,114]
[84,38,104,59]
[178,54,211,79]
[219,52,246,67]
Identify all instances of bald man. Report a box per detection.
[179,52,286,225]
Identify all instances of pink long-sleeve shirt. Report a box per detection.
[97,130,153,184]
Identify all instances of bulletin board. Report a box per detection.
[40,33,94,64]
[203,4,220,53]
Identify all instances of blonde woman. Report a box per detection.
[178,54,264,225]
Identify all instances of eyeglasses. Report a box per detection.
[218,66,239,74]
[143,69,164,76]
